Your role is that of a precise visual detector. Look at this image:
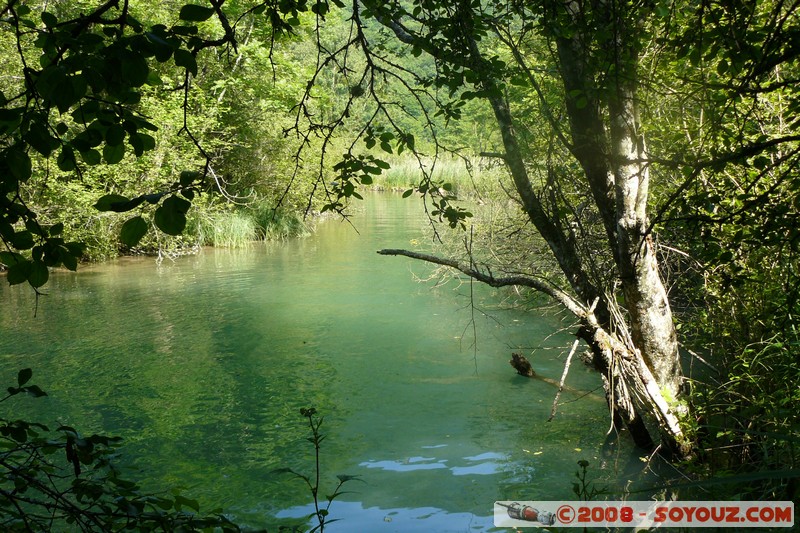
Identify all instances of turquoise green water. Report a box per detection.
[1,193,650,531]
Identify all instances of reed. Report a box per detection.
[194,210,257,248]
[247,201,311,241]
[372,154,508,199]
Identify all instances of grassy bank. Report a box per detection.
[54,197,312,262]
[190,202,311,249]
[370,154,509,199]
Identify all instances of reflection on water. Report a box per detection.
[0,193,656,531]
[360,450,507,477]
[278,501,493,532]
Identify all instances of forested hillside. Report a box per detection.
[1,0,798,529]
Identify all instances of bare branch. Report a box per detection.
[376,248,587,318]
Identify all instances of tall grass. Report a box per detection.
[247,201,311,240]
[373,154,508,199]
[194,210,257,248]
[189,199,311,248]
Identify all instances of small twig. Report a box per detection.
[549,338,580,421]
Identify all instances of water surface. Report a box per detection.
[1,194,651,531]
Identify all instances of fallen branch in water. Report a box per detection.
[510,352,535,377]
[377,248,691,457]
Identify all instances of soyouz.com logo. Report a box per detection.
[493,501,794,528]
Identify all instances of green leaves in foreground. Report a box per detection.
[323,153,390,214]
[271,407,362,532]
[93,183,197,247]
[154,194,191,236]
[1,369,239,531]
[120,216,149,247]
[0,221,85,289]
[4,368,47,398]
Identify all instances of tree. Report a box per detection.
[320,0,689,455]
[296,0,799,457]
[0,0,318,287]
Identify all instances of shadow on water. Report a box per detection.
[0,193,663,531]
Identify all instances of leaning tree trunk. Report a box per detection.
[554,0,682,400]
[553,0,685,451]
[375,0,690,456]
[487,1,686,452]
[608,72,682,401]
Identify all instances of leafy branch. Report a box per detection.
[272,407,361,533]
[0,369,239,532]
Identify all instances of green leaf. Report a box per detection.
[80,148,102,165]
[103,142,125,164]
[50,222,64,236]
[6,260,31,285]
[146,31,177,62]
[129,133,155,156]
[28,260,49,288]
[24,122,59,156]
[180,170,200,186]
[17,368,33,387]
[174,49,198,76]
[116,196,145,212]
[41,11,57,28]
[36,65,68,104]
[57,146,76,171]
[25,219,43,237]
[121,52,149,87]
[154,204,187,235]
[23,385,47,398]
[94,194,129,212]
[10,230,35,250]
[311,1,329,16]
[179,4,215,22]
[6,148,32,181]
[142,192,166,204]
[402,189,414,198]
[174,495,200,512]
[61,249,78,271]
[105,124,126,146]
[120,216,148,247]
[164,194,191,214]
[65,242,85,258]
[0,251,24,266]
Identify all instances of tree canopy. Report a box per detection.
[2,0,799,513]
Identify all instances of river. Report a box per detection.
[1,193,655,531]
